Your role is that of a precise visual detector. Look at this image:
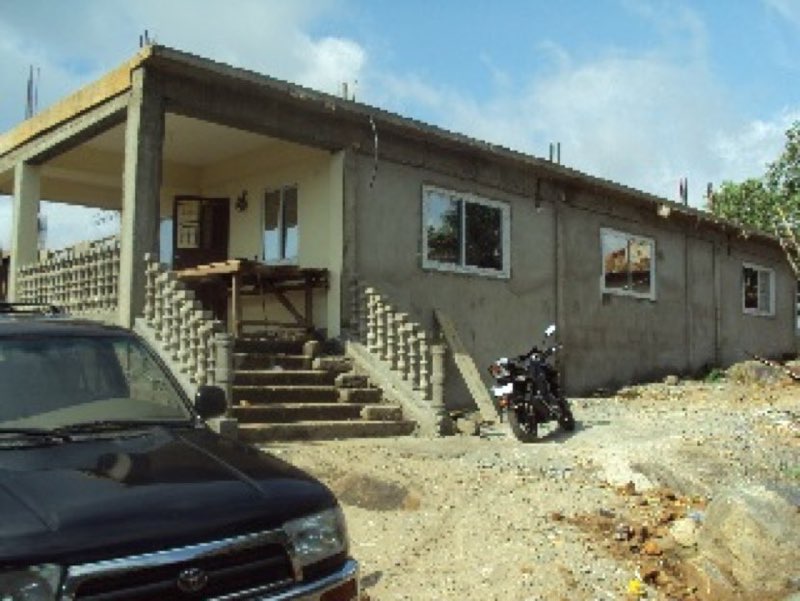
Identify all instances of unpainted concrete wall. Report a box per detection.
[348,152,796,401]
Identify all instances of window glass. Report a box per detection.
[601,229,655,298]
[759,270,771,312]
[602,231,630,291]
[425,190,461,265]
[629,238,652,294]
[743,267,760,310]
[743,264,774,315]
[0,336,190,428]
[282,186,298,260]
[465,202,502,270]
[422,186,509,276]
[264,190,281,262]
[159,218,173,266]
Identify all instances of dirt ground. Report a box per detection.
[263,370,800,601]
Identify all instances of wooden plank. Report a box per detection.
[434,309,498,424]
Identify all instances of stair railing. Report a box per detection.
[138,254,230,399]
[348,278,447,435]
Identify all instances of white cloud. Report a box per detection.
[366,14,796,208]
[294,37,365,94]
[0,0,365,251]
[764,0,800,28]
[712,109,800,181]
[0,0,365,132]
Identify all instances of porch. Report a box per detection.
[0,46,470,439]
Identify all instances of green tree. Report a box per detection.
[710,122,800,276]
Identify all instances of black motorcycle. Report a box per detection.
[488,324,575,442]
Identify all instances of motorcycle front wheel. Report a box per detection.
[508,407,538,442]
[557,398,576,431]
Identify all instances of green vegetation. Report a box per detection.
[709,122,800,276]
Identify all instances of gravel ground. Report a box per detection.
[262,377,799,601]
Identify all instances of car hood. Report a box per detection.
[0,426,335,564]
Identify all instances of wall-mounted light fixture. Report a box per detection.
[235,190,249,212]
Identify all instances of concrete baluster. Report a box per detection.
[375,298,386,360]
[384,306,396,368]
[178,290,196,372]
[418,331,430,400]
[431,343,447,434]
[395,312,408,380]
[213,331,234,410]
[143,253,157,324]
[365,288,378,353]
[407,322,419,389]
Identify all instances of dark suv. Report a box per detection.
[0,303,358,600]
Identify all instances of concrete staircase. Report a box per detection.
[230,337,416,442]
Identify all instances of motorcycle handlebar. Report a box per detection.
[522,343,561,360]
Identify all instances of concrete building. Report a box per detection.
[0,45,795,402]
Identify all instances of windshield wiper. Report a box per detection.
[53,419,192,435]
[0,428,72,442]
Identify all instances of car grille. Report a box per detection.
[62,529,296,601]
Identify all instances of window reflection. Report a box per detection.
[465,202,502,270]
[601,229,654,297]
[602,231,629,290]
[264,185,298,263]
[425,191,461,265]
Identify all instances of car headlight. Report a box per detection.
[283,507,348,568]
[0,565,62,601]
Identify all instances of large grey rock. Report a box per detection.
[692,485,800,598]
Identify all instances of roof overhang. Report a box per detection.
[0,44,782,248]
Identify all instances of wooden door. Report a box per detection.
[172,196,230,270]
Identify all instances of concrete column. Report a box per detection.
[9,162,41,300]
[118,67,165,327]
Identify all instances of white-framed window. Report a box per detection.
[600,228,656,299]
[742,262,774,316]
[421,185,510,278]
[263,185,298,263]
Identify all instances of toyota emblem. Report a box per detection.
[176,566,209,593]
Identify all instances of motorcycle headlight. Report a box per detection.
[0,564,62,601]
[283,507,348,569]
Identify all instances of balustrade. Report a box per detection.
[15,236,120,315]
[142,254,225,388]
[352,280,439,404]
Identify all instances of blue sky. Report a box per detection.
[1,0,799,249]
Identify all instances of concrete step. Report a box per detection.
[233,385,339,404]
[234,353,311,370]
[232,403,406,423]
[312,356,353,374]
[234,338,308,355]
[241,420,417,442]
[334,373,369,389]
[360,404,404,421]
[234,370,336,386]
[232,403,365,423]
[339,388,383,404]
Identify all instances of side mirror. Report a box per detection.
[194,385,227,419]
[545,324,557,337]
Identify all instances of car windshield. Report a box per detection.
[0,334,192,430]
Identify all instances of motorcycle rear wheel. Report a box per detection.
[508,407,538,442]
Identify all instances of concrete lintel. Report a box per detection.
[0,93,130,175]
